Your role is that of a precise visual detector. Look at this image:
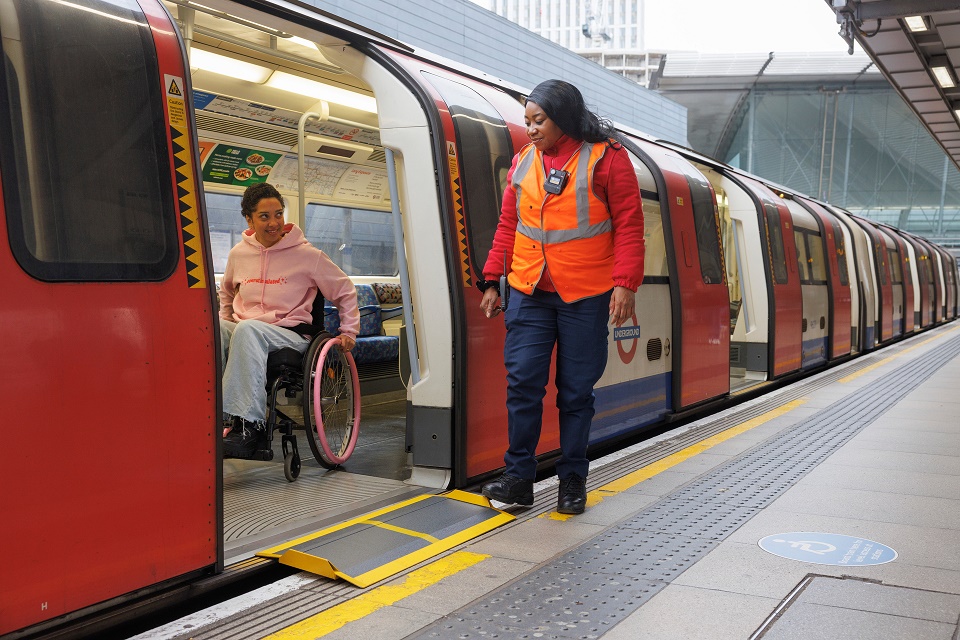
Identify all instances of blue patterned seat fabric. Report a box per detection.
[323,284,400,366]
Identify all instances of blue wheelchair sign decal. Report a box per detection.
[758,532,897,566]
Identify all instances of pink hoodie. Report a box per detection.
[219,223,359,339]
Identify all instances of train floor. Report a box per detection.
[223,391,424,564]
[138,323,960,640]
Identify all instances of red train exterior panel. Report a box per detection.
[801,199,852,359]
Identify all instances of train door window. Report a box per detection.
[794,230,811,283]
[763,203,789,284]
[304,203,397,276]
[421,73,513,276]
[832,220,850,286]
[684,173,724,285]
[888,248,903,285]
[627,152,667,278]
[874,240,889,286]
[0,0,178,281]
[806,231,827,283]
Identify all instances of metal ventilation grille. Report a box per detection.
[195,112,299,148]
[730,343,741,362]
[646,337,662,361]
[368,149,387,164]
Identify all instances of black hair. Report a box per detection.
[525,79,621,144]
[240,182,285,218]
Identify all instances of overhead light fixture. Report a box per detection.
[905,16,928,32]
[266,71,377,112]
[287,35,319,51]
[930,56,957,89]
[190,48,272,83]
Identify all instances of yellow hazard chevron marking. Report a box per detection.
[543,398,807,520]
[170,124,206,289]
[447,142,471,287]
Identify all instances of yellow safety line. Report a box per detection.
[264,551,488,639]
[839,325,960,384]
[364,520,440,543]
[544,398,807,521]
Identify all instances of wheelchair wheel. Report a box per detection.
[302,336,361,469]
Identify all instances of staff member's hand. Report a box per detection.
[609,286,635,327]
[339,335,356,351]
[480,288,501,318]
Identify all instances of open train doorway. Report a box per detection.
[162,0,457,561]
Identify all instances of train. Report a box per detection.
[1,0,957,635]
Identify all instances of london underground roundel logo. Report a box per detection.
[614,314,640,364]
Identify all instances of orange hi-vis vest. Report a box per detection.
[508,140,615,302]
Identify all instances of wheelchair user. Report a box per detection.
[219,182,359,459]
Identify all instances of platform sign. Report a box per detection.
[759,532,897,566]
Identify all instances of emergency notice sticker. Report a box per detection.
[164,74,187,128]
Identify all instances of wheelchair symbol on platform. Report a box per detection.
[758,532,897,566]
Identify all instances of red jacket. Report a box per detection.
[482,134,645,293]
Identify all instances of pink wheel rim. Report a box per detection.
[311,337,361,464]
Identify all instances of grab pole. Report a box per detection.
[384,148,421,385]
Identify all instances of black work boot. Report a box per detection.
[482,473,534,506]
[557,474,587,514]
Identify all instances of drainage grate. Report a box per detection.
[412,333,960,639]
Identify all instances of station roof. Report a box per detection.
[828,0,960,171]
[654,52,882,157]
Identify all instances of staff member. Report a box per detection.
[479,80,644,514]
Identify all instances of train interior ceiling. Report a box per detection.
[169,1,425,538]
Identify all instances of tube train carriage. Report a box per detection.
[0,0,957,635]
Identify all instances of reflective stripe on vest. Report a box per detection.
[512,143,612,244]
[508,140,615,301]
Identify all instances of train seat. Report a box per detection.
[323,284,401,366]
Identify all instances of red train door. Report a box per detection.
[0,0,217,634]
[739,180,802,377]
[800,199,852,359]
[860,222,894,342]
[635,141,729,409]
[886,228,914,335]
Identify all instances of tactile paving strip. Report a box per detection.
[412,333,960,639]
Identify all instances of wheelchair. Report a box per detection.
[229,297,361,482]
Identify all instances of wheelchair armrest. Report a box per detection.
[381,305,403,321]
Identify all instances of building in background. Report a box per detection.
[656,52,960,247]
[471,0,663,86]
[300,0,686,144]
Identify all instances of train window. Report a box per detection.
[684,173,724,285]
[206,193,247,273]
[0,0,178,281]
[641,200,668,277]
[874,240,889,286]
[763,203,789,285]
[304,203,397,276]
[422,73,513,278]
[806,231,827,284]
[832,220,850,286]
[888,248,903,285]
[794,231,811,282]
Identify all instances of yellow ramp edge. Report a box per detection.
[256,489,514,588]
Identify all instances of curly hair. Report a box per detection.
[525,79,621,145]
[240,182,285,218]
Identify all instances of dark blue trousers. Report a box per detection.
[502,287,612,481]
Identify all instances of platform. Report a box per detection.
[134,323,960,640]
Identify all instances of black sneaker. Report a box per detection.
[557,474,587,514]
[481,473,534,506]
[223,421,266,459]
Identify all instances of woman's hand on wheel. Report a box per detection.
[339,335,356,351]
[609,286,635,327]
[480,287,501,318]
